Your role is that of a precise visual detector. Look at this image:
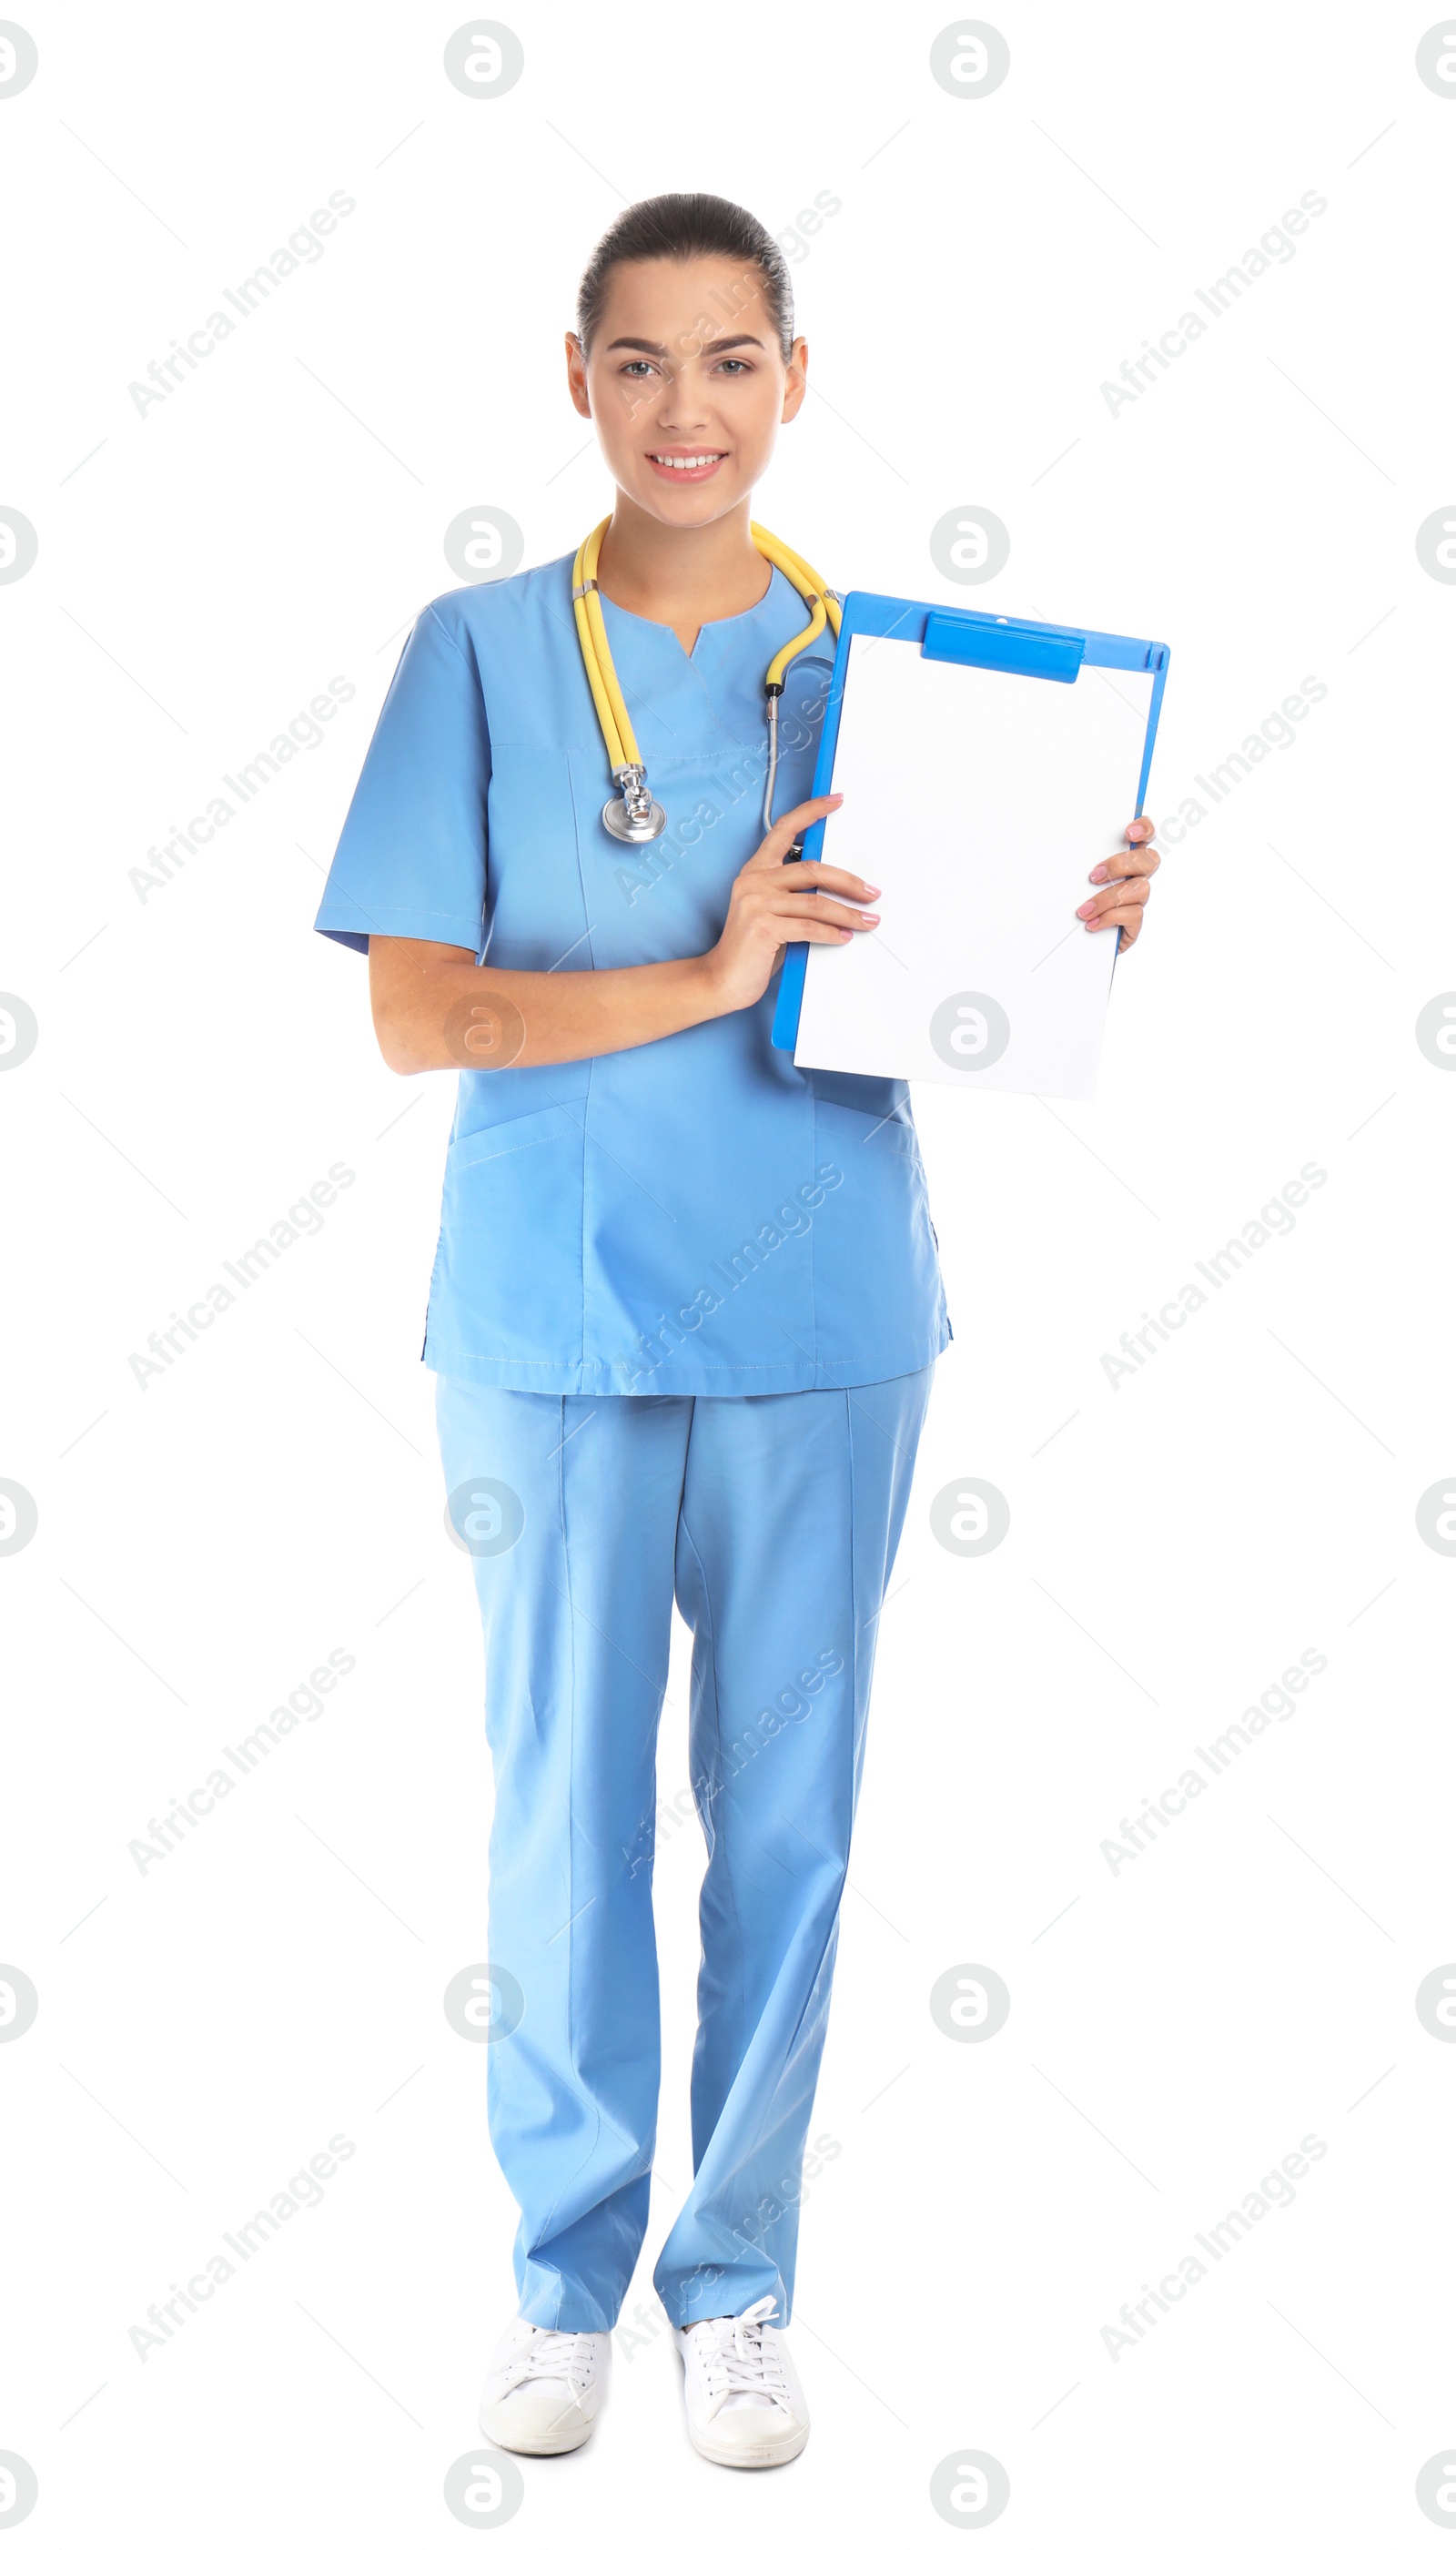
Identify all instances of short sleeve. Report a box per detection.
[314,602,490,955]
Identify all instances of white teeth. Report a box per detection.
[652,453,723,469]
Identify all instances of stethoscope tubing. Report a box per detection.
[571,519,841,845]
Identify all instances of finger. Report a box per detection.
[1088,818,1158,884]
[782,916,861,944]
[748,793,844,865]
[770,891,879,929]
[1077,876,1150,921]
[1088,844,1161,884]
[1085,898,1148,936]
[782,861,879,901]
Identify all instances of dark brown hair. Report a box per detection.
[574,193,794,364]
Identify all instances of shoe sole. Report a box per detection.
[686,2418,810,2469]
[479,2407,596,2457]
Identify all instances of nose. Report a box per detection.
[648,360,712,435]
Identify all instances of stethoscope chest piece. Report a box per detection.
[602,764,667,844]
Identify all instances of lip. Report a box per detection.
[644,450,727,482]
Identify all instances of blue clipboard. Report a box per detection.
[771,591,1171,1051]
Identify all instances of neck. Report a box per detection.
[596,495,771,622]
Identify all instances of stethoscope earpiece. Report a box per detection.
[571,521,840,846]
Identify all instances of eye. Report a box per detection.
[713,358,751,376]
[619,359,658,379]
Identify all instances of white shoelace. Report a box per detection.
[508,2326,595,2400]
[694,2295,791,2406]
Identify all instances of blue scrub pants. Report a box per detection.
[435,1367,933,2332]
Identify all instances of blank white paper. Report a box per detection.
[793,632,1155,1098]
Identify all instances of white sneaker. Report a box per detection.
[674,2294,810,2468]
[479,2316,610,2455]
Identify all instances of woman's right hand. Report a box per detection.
[702,794,880,1014]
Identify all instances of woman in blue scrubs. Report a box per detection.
[316,193,1159,2469]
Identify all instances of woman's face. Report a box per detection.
[567,255,807,525]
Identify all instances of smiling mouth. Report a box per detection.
[645,450,727,473]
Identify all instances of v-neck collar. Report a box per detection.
[596,564,786,663]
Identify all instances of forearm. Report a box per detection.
[369,939,737,1074]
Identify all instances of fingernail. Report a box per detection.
[1076,898,1096,917]
[1088,865,1108,884]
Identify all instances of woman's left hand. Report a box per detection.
[1076,816,1159,946]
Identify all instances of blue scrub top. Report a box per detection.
[315,552,951,1396]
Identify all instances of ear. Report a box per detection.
[781,336,808,423]
[565,331,592,420]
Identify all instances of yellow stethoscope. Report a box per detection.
[571,518,842,845]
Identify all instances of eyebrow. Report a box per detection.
[603,332,766,356]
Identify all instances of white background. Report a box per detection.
[4,3,1455,2541]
